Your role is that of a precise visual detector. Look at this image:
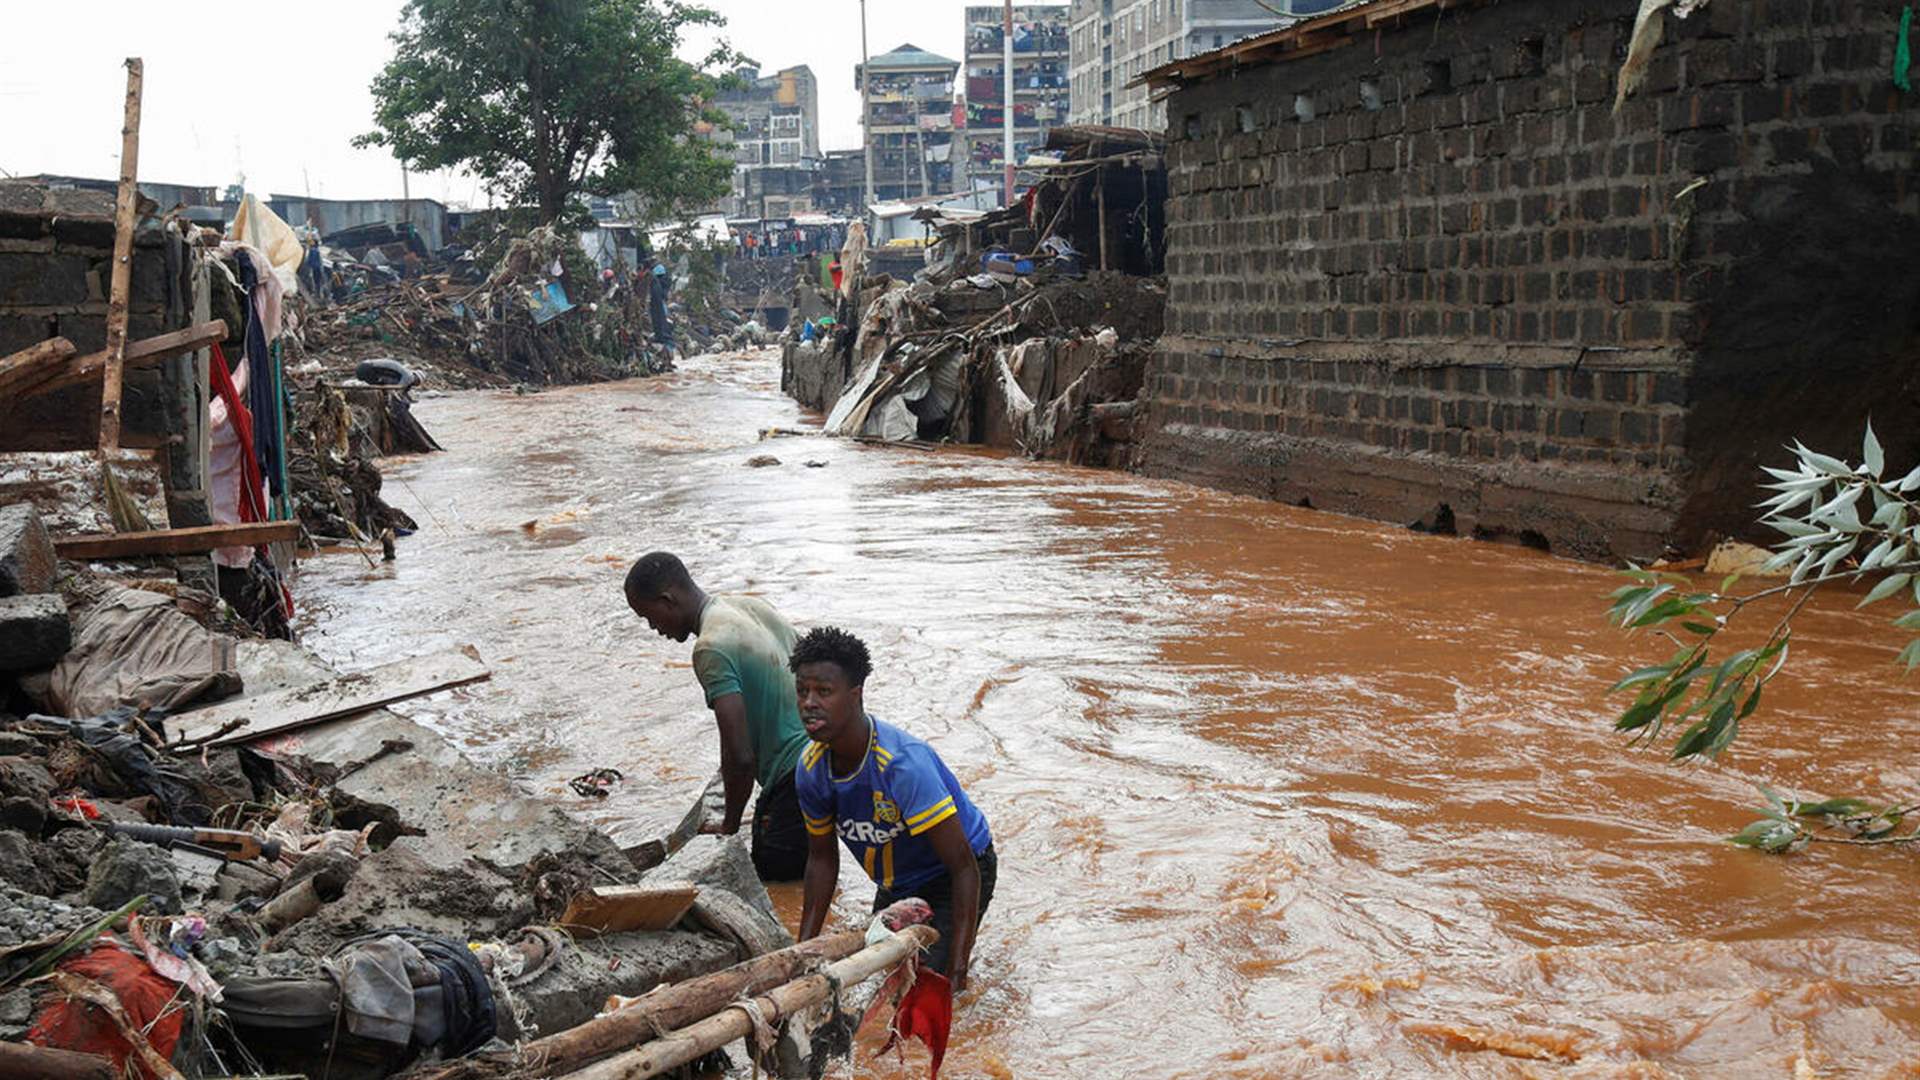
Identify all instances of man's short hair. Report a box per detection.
[625,552,693,599]
[789,626,873,686]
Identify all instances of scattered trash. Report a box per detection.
[568,767,625,799]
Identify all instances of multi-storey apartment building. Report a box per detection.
[714,65,822,217]
[856,44,961,202]
[1068,0,1339,130]
[958,4,1071,196]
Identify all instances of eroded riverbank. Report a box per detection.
[296,348,1920,1077]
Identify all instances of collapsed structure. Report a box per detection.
[782,126,1169,467]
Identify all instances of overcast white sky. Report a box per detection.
[0,0,990,206]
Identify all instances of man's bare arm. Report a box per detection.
[797,827,840,940]
[710,693,756,834]
[925,818,981,993]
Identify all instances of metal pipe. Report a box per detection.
[1003,0,1015,206]
[860,0,874,215]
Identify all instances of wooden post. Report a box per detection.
[98,57,144,453]
[558,926,937,1080]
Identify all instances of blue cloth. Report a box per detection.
[233,253,284,499]
[649,273,672,345]
[795,716,991,893]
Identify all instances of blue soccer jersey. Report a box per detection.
[795,716,992,893]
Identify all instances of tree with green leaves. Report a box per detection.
[358,0,740,224]
[1603,422,1920,853]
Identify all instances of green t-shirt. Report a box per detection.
[691,594,809,790]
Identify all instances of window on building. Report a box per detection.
[1169,0,1178,19]
[1213,34,1223,47]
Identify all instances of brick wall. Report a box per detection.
[0,181,188,450]
[1145,0,1920,560]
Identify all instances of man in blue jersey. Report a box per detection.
[791,627,996,992]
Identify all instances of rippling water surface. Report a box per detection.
[296,349,1920,1078]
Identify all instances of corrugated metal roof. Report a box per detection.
[866,43,959,69]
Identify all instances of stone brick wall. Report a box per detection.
[0,181,188,450]
[1146,0,1920,560]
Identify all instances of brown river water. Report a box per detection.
[295,349,1920,1078]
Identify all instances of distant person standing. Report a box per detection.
[624,553,812,880]
[648,262,673,351]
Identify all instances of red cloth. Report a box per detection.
[208,342,294,620]
[27,942,186,1079]
[891,968,953,1078]
[209,341,266,525]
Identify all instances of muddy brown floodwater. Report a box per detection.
[296,349,1920,1078]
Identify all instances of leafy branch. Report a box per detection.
[1601,422,1920,853]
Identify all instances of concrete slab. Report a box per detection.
[0,592,70,671]
[0,504,55,597]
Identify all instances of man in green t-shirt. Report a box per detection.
[625,552,812,880]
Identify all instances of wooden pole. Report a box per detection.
[0,337,76,395]
[98,57,144,453]
[558,926,937,1080]
[25,320,229,400]
[0,1040,116,1080]
[446,931,870,1079]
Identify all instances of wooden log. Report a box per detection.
[0,337,77,395]
[20,320,229,400]
[442,931,871,1080]
[52,519,299,559]
[557,881,700,938]
[98,57,144,453]
[0,1040,116,1080]
[559,925,937,1080]
[169,645,491,746]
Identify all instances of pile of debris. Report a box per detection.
[782,127,1169,468]
[286,369,432,553]
[0,502,944,1080]
[298,226,778,390]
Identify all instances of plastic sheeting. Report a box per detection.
[27,943,187,1080]
[227,195,303,296]
[47,585,241,718]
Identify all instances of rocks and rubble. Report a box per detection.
[0,502,921,1079]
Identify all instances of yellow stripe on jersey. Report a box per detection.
[908,802,957,836]
[861,846,877,880]
[874,747,893,772]
[882,842,895,888]
[905,797,954,828]
[802,743,827,770]
[804,812,834,837]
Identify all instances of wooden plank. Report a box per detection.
[0,337,76,395]
[99,57,144,453]
[19,320,229,400]
[170,646,492,746]
[52,519,299,558]
[556,881,701,938]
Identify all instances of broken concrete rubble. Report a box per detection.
[0,592,72,671]
[0,503,57,598]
